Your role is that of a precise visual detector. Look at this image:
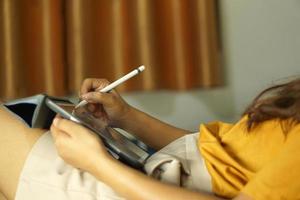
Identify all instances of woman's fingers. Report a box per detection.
[50,123,70,143]
[87,104,96,112]
[50,124,58,141]
[80,78,110,96]
[82,92,114,105]
[52,117,87,138]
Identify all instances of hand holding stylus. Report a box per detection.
[75,65,145,109]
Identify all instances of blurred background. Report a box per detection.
[1,0,300,131]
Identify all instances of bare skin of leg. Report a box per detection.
[0,192,7,200]
[0,105,46,200]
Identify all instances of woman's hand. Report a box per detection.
[79,78,132,128]
[50,116,112,173]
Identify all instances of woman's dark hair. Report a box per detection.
[243,77,300,131]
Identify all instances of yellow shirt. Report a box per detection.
[198,116,300,199]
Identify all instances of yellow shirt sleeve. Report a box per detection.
[241,125,300,200]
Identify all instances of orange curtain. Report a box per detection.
[0,0,221,100]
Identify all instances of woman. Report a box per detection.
[1,77,300,200]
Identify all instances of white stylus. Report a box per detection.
[75,65,145,109]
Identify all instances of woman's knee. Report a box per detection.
[0,106,46,200]
[0,192,7,200]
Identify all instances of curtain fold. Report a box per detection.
[0,0,221,100]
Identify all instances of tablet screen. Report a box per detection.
[51,100,149,162]
[55,102,111,137]
[55,102,74,113]
[49,100,149,166]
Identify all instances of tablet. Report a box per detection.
[45,98,150,169]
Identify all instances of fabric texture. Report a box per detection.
[15,132,212,200]
[199,116,300,199]
[145,132,212,193]
[15,133,124,200]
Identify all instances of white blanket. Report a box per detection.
[144,133,212,193]
[15,132,211,200]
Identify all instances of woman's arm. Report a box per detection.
[118,106,189,150]
[91,153,221,200]
[92,156,253,200]
[51,118,252,200]
[80,78,190,149]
